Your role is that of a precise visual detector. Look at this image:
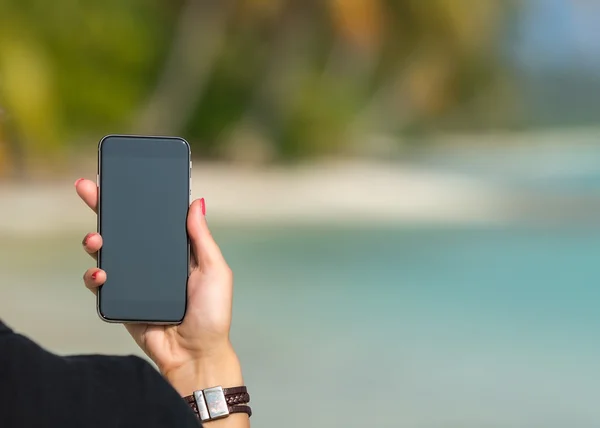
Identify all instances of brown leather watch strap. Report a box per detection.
[183,386,251,420]
[221,386,248,396]
[229,405,252,418]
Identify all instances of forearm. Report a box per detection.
[163,345,250,428]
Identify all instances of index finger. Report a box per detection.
[74,178,98,213]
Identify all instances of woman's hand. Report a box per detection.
[75,178,244,397]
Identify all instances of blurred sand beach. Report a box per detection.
[3,129,600,235]
[0,160,507,235]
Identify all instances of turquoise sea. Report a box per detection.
[3,222,598,427]
[225,225,600,428]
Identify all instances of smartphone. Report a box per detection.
[97,135,191,324]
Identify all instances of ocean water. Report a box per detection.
[2,225,600,427]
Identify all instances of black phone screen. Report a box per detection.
[98,135,190,323]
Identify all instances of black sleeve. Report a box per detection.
[0,326,201,428]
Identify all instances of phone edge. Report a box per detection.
[96,134,191,325]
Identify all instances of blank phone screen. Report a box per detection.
[98,136,190,323]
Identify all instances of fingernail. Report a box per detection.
[82,233,93,246]
[91,270,98,280]
[200,198,206,216]
[74,178,84,187]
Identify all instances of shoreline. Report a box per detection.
[1,152,599,234]
[0,161,512,235]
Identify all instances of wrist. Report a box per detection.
[162,343,244,396]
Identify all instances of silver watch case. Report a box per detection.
[193,386,229,421]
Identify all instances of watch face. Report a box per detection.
[204,387,229,419]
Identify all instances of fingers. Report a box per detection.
[82,232,103,260]
[75,178,98,213]
[83,268,106,295]
[188,198,227,270]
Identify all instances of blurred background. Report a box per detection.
[2,0,600,427]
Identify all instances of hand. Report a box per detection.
[75,178,243,396]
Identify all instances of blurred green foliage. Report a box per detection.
[0,0,516,170]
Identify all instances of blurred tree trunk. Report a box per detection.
[225,1,323,161]
[0,108,27,181]
[133,0,232,136]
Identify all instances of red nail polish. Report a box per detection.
[74,178,84,187]
[91,271,98,280]
[82,233,93,246]
[200,198,206,216]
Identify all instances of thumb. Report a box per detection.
[187,198,225,269]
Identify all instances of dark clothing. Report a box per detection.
[0,320,200,428]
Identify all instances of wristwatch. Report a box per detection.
[183,386,252,422]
